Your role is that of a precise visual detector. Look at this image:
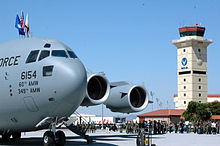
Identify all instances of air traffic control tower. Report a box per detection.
[172,26,212,109]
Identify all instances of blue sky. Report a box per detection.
[1,0,220,117]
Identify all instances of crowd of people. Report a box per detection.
[168,120,220,134]
[75,120,220,135]
[135,120,220,135]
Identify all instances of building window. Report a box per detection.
[199,78,201,82]
[184,93,186,96]
[198,48,201,52]
[184,86,186,89]
[184,101,186,104]
[199,93,201,97]
[184,78,186,82]
[183,49,186,52]
[199,86,201,90]
[193,71,206,75]
[179,71,191,75]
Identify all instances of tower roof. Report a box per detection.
[179,26,205,37]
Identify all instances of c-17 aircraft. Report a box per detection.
[0,37,148,146]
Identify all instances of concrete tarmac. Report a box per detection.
[1,129,220,146]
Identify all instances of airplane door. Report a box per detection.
[23,96,39,112]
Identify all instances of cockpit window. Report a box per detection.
[26,50,40,63]
[52,50,68,58]
[39,50,50,61]
[67,50,78,59]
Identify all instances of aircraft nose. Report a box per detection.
[55,59,87,107]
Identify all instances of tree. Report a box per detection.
[183,101,198,121]
[183,101,211,121]
[196,103,211,121]
[207,101,220,115]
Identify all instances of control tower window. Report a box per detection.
[52,50,68,58]
[67,50,78,59]
[26,50,40,63]
[39,50,50,61]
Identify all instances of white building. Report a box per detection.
[70,114,125,124]
[174,94,220,107]
[172,26,212,109]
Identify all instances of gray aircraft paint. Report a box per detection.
[0,38,87,132]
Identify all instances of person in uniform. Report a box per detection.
[126,122,129,134]
[168,122,172,133]
[185,121,189,133]
[216,121,220,134]
[138,121,142,131]
[204,122,208,134]
[87,123,91,133]
[179,121,184,133]
[92,122,96,133]
[194,121,198,134]
[134,122,138,133]
[174,122,178,133]
[149,120,153,134]
[119,123,123,133]
[165,122,168,134]
[157,120,161,134]
[153,120,157,134]
[208,121,212,134]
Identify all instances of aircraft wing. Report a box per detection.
[110,81,131,88]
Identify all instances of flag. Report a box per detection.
[15,14,25,35]
[20,10,25,33]
[25,14,29,37]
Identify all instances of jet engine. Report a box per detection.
[105,82,148,113]
[80,70,110,106]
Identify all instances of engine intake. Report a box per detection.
[130,86,146,108]
[80,71,110,106]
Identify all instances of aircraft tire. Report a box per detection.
[55,130,66,146]
[43,131,55,146]
[2,133,11,142]
[12,132,21,141]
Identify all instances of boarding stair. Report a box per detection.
[63,112,93,144]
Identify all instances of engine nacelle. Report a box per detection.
[80,71,110,106]
[105,82,148,113]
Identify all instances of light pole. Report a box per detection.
[102,104,104,129]
[150,91,154,111]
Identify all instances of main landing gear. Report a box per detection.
[43,130,66,146]
[1,132,21,142]
[43,119,66,146]
[41,116,94,146]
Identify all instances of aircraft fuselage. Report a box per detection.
[0,38,87,133]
